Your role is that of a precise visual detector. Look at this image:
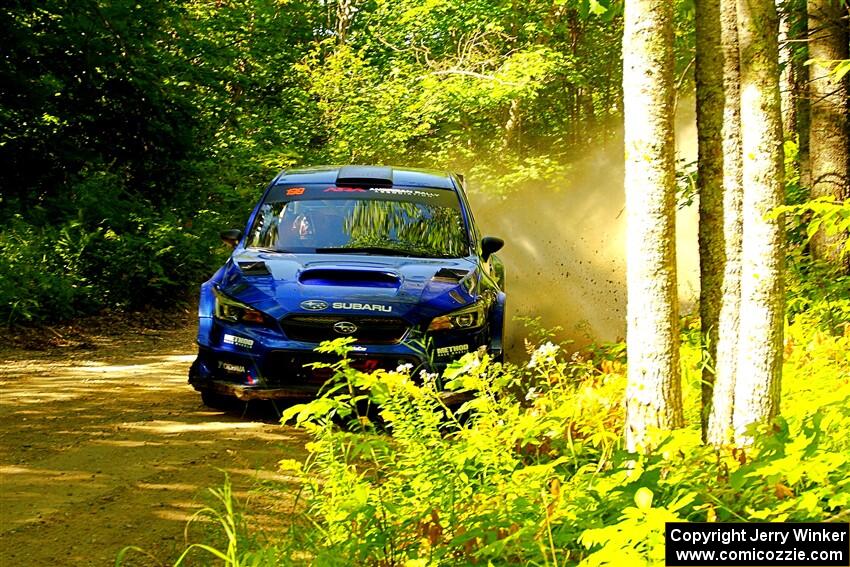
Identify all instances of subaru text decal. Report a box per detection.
[332,302,392,312]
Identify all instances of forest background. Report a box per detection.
[0,0,846,327]
[3,0,850,565]
[2,0,665,324]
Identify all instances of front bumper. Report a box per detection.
[202,378,471,405]
[203,379,330,400]
[189,318,493,401]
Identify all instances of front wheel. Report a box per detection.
[201,390,233,410]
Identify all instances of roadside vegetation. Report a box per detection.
[152,264,849,565]
[129,191,849,564]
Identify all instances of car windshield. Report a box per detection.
[245,186,469,258]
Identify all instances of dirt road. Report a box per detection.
[0,325,308,566]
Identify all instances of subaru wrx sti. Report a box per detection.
[189,166,506,406]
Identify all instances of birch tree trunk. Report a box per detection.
[733,0,786,445]
[335,0,355,44]
[622,0,683,452]
[808,0,850,268]
[695,0,726,439]
[707,0,745,447]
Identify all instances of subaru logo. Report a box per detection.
[333,321,358,335]
[300,299,328,311]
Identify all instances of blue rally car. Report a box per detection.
[189,165,506,407]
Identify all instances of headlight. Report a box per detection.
[213,287,268,325]
[428,301,487,332]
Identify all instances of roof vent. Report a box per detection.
[336,165,394,188]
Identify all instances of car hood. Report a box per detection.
[216,250,479,322]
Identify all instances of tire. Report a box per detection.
[201,390,233,410]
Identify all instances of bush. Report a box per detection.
[0,206,229,324]
[0,218,83,323]
[169,316,849,565]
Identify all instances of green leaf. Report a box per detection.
[589,0,609,16]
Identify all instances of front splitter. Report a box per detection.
[196,379,471,405]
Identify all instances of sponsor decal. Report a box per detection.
[218,361,246,374]
[350,345,367,352]
[325,186,366,193]
[223,334,254,349]
[333,321,358,335]
[300,299,329,311]
[286,187,306,196]
[370,188,436,198]
[332,302,392,313]
[435,344,469,358]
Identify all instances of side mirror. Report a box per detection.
[481,236,504,262]
[220,229,243,248]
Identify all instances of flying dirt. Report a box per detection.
[470,99,700,353]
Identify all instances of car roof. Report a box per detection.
[274,165,458,190]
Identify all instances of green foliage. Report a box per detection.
[175,318,849,565]
[675,158,698,209]
[0,0,639,322]
[805,58,850,80]
[773,137,850,334]
[784,255,850,335]
[0,199,228,323]
[774,196,850,260]
[0,218,82,323]
[0,0,730,324]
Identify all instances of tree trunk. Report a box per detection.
[695,0,726,440]
[808,0,850,267]
[622,0,683,452]
[504,98,522,151]
[733,0,786,445]
[335,0,355,44]
[777,0,798,134]
[706,0,744,447]
[791,0,813,192]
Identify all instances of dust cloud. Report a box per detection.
[470,99,699,354]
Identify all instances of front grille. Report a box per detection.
[280,315,409,344]
[261,351,419,386]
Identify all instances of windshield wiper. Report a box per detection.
[316,246,418,257]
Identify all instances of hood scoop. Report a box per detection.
[299,268,401,288]
[238,261,271,276]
